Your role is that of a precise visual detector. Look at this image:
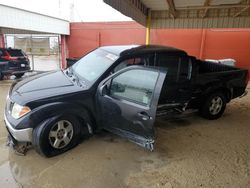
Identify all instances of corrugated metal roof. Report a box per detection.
[104,0,250,28]
[174,0,205,8]
[210,0,241,6]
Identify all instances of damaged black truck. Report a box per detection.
[4,45,248,157]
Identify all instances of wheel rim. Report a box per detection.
[209,96,223,115]
[49,120,74,149]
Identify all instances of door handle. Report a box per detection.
[137,112,151,121]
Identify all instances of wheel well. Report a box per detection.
[31,103,97,134]
[37,112,95,136]
[196,88,232,108]
[224,89,232,102]
[74,115,96,135]
[213,88,232,103]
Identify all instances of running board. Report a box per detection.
[104,127,154,151]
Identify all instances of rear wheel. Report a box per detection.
[33,115,83,157]
[0,72,4,80]
[199,92,226,120]
[14,73,24,79]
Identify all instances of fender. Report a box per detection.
[200,80,233,103]
[17,102,95,131]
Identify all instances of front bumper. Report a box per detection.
[4,114,33,142]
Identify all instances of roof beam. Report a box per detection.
[202,0,211,18]
[166,0,177,18]
[234,5,250,17]
[178,4,249,10]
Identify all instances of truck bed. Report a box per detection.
[198,60,238,74]
[195,60,248,100]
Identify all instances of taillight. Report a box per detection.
[1,56,18,60]
[2,51,18,61]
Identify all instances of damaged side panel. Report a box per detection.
[97,67,166,150]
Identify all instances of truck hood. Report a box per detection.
[12,71,73,94]
[10,71,86,104]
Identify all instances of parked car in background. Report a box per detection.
[0,48,31,80]
[4,45,249,157]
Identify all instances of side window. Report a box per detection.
[157,54,179,79]
[180,57,192,80]
[113,55,155,73]
[110,69,159,106]
[0,50,3,56]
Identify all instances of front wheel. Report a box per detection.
[199,92,226,120]
[32,115,82,157]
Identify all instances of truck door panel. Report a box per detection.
[97,66,166,150]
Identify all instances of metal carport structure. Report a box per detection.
[0,4,70,69]
[103,0,250,43]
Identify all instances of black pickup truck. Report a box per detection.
[4,45,248,157]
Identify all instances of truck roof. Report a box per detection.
[100,45,188,57]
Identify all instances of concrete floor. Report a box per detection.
[0,80,250,188]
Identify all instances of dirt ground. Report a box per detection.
[0,80,249,188]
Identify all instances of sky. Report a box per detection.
[0,0,132,22]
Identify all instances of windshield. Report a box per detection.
[71,49,118,82]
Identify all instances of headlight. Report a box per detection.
[11,103,31,119]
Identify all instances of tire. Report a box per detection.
[199,92,226,120]
[14,73,24,79]
[0,72,3,80]
[32,115,83,157]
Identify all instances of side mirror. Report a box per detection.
[99,84,108,96]
[111,82,125,93]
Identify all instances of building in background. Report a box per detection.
[66,21,250,73]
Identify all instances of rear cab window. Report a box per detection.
[157,53,192,81]
[179,57,192,80]
[157,54,179,81]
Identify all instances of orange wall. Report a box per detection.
[67,22,145,58]
[66,22,250,72]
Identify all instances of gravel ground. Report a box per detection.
[0,80,249,188]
